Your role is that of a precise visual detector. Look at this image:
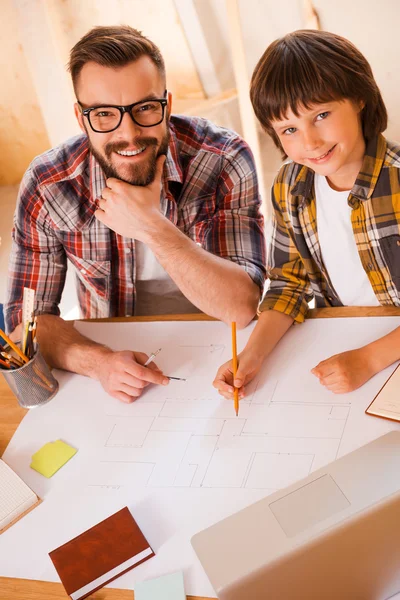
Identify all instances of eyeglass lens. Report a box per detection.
[89,100,164,132]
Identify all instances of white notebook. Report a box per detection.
[0,459,40,534]
[366,364,400,422]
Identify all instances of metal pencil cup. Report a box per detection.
[2,346,59,408]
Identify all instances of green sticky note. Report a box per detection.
[135,572,185,600]
[30,440,77,478]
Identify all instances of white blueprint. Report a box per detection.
[1,318,400,598]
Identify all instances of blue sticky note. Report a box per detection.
[135,571,185,600]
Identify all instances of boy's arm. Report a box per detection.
[312,325,400,393]
[213,309,293,398]
[259,169,314,324]
[213,173,313,397]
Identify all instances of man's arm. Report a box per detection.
[97,145,266,329]
[6,169,168,403]
[35,315,169,403]
[4,170,67,333]
[142,218,261,329]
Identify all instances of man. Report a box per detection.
[5,25,266,403]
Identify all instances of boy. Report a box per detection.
[214,30,400,398]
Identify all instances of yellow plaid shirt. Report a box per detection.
[261,134,400,322]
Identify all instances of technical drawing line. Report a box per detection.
[335,403,351,460]
[242,452,256,488]
[308,453,317,474]
[269,400,351,407]
[172,434,195,486]
[105,423,116,447]
[199,436,219,488]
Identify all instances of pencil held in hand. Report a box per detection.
[231,322,239,416]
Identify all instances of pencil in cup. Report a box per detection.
[0,328,29,364]
[1,345,59,409]
[231,322,239,416]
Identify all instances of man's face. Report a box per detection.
[74,57,171,186]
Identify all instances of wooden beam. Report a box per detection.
[173,0,221,98]
[13,0,78,147]
[225,0,268,217]
[303,0,321,29]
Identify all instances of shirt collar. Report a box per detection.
[89,122,183,202]
[290,134,387,204]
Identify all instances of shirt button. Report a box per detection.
[196,242,202,247]
[125,248,131,253]
[80,269,86,274]
[367,262,373,271]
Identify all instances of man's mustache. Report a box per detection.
[105,138,158,159]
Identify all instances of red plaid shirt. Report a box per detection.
[5,115,266,331]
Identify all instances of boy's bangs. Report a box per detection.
[266,59,345,125]
[250,30,388,146]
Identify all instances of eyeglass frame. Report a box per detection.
[77,90,168,133]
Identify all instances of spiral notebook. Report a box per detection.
[0,459,41,534]
[366,364,400,422]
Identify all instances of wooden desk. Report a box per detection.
[1,308,400,599]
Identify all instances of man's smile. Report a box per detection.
[116,147,146,157]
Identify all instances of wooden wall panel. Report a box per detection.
[0,0,49,184]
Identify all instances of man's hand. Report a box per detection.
[96,349,169,403]
[95,156,166,241]
[311,347,377,394]
[213,350,264,400]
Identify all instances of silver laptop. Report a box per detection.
[192,431,400,600]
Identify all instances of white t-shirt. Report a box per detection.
[314,174,380,306]
[134,241,201,316]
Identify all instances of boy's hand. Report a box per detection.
[311,347,377,394]
[213,350,263,400]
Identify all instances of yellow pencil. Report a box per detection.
[231,322,239,416]
[0,328,29,364]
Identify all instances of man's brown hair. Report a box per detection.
[250,30,387,152]
[68,25,165,94]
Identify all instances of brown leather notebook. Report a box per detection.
[49,506,154,600]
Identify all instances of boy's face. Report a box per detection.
[271,99,365,189]
[74,56,171,186]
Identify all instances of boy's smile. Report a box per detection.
[272,100,365,191]
[307,144,337,164]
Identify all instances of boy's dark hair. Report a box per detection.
[68,25,165,94]
[250,30,387,152]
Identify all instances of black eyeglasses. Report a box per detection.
[78,91,168,133]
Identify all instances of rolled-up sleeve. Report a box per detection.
[4,169,67,332]
[203,138,266,293]
[259,176,313,323]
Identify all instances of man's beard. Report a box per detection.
[89,128,170,187]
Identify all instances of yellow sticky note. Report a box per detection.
[30,440,77,478]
